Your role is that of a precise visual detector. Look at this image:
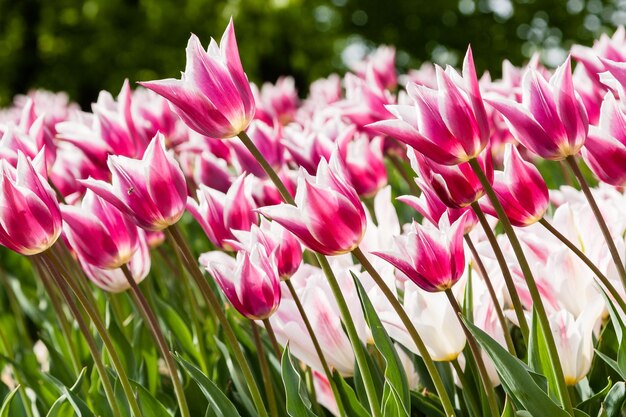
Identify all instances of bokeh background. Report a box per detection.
[1,0,625,107]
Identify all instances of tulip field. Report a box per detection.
[3,16,626,417]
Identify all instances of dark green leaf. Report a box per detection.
[281,345,318,417]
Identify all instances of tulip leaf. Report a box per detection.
[44,368,95,417]
[281,345,318,417]
[175,354,242,417]
[527,308,558,399]
[155,297,197,360]
[129,379,173,417]
[601,381,626,417]
[577,378,612,416]
[0,386,20,417]
[331,371,370,417]
[409,391,446,417]
[214,338,256,416]
[461,316,570,417]
[352,272,410,417]
[501,395,515,417]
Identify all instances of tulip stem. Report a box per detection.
[388,154,421,196]
[166,225,270,417]
[316,253,383,417]
[32,259,82,377]
[464,235,517,355]
[538,218,626,314]
[451,358,481,417]
[251,321,279,417]
[565,156,626,292]
[41,250,143,417]
[352,247,457,417]
[469,157,574,415]
[120,264,190,417]
[238,131,294,204]
[37,256,122,417]
[262,318,282,358]
[445,289,500,417]
[471,202,529,343]
[284,280,348,417]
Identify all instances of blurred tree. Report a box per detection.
[0,0,622,107]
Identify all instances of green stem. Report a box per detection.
[316,253,382,417]
[451,358,481,417]
[445,289,500,417]
[166,225,270,417]
[120,265,190,417]
[238,131,293,203]
[262,319,282,358]
[388,154,421,196]
[42,251,144,417]
[37,256,122,417]
[469,157,573,415]
[251,321,278,417]
[353,247,457,417]
[565,156,626,292]
[464,235,516,355]
[539,218,626,314]
[32,259,82,377]
[471,202,529,342]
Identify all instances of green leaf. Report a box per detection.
[44,368,95,417]
[577,378,612,417]
[331,371,370,417]
[527,308,558,399]
[155,297,197,359]
[501,396,515,417]
[461,316,569,417]
[130,380,173,417]
[409,391,446,417]
[602,382,626,417]
[281,346,318,417]
[352,272,410,417]
[214,338,256,416]
[0,386,20,417]
[175,354,242,417]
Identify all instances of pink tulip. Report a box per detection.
[139,19,255,139]
[335,133,387,198]
[81,230,151,293]
[368,47,489,165]
[351,45,397,90]
[373,213,468,292]
[254,77,299,125]
[187,174,258,251]
[257,159,366,256]
[81,133,187,231]
[0,151,62,255]
[486,56,589,160]
[201,244,281,320]
[229,218,303,279]
[479,144,549,227]
[408,148,492,209]
[61,190,139,269]
[582,93,626,186]
[229,120,284,178]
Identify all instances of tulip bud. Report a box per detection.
[61,190,139,269]
[479,144,549,227]
[201,244,281,320]
[81,133,188,231]
[257,159,366,256]
[140,19,255,139]
[373,213,468,292]
[0,151,62,255]
[486,56,589,160]
[187,174,258,251]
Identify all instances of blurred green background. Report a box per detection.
[0,0,624,107]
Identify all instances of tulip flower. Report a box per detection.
[581,93,626,186]
[0,151,62,255]
[81,133,187,231]
[408,148,492,209]
[335,133,387,198]
[373,212,468,292]
[187,174,258,251]
[351,45,397,90]
[257,158,366,256]
[368,47,489,165]
[81,231,151,293]
[229,218,303,279]
[479,144,549,227]
[61,190,139,269]
[201,244,281,320]
[486,56,589,160]
[229,120,284,178]
[254,76,299,125]
[139,19,255,139]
